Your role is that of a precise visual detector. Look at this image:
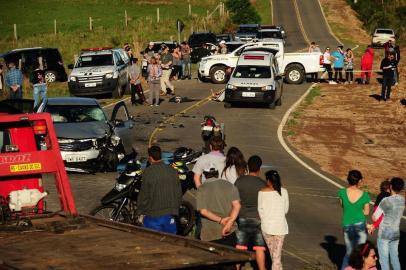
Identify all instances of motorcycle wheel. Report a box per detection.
[177,200,196,236]
[90,204,132,224]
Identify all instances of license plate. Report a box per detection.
[242,92,255,97]
[85,82,97,87]
[10,163,42,173]
[65,155,87,162]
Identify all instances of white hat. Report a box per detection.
[219,40,226,45]
[149,42,154,46]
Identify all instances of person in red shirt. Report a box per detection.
[360,46,374,84]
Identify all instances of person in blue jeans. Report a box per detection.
[5,62,23,99]
[373,177,404,270]
[137,146,182,234]
[31,62,47,107]
[338,170,371,270]
[331,46,345,83]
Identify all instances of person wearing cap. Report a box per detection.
[144,42,156,60]
[196,164,241,249]
[219,40,228,54]
[160,45,175,95]
[137,146,182,234]
[193,136,226,188]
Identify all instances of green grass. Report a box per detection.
[304,86,321,105]
[254,0,272,24]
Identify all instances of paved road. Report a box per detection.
[44,0,405,268]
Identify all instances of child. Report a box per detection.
[368,180,390,234]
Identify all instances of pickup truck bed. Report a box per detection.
[0,214,253,270]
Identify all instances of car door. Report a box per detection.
[110,101,135,153]
[113,51,127,87]
[272,65,282,99]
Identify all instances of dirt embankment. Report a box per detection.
[286,0,406,193]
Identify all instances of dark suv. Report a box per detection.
[188,32,217,49]
[1,47,68,82]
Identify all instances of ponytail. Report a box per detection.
[265,170,282,196]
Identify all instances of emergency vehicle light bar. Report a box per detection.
[244,55,265,60]
[81,47,112,52]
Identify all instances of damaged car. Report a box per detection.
[37,97,135,173]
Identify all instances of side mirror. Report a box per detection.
[67,64,74,69]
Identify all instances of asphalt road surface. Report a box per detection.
[44,0,405,269]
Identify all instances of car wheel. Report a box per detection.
[112,83,122,99]
[210,66,228,84]
[45,71,57,83]
[285,64,305,84]
[224,102,232,108]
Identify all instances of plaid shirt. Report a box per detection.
[5,68,23,87]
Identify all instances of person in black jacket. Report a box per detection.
[31,62,47,107]
[380,53,395,101]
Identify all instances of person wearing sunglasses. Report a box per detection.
[345,241,378,270]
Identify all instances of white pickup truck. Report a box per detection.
[198,40,322,84]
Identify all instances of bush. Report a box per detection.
[225,0,261,25]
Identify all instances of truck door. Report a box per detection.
[113,51,127,88]
[110,101,135,153]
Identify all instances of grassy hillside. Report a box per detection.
[254,0,272,24]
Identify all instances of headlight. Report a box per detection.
[105,73,113,79]
[261,85,274,91]
[226,84,237,90]
[58,138,75,143]
[200,59,208,65]
[113,72,119,79]
[69,76,76,82]
[115,183,127,191]
[110,134,121,146]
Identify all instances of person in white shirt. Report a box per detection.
[258,170,289,270]
[322,47,336,84]
[221,146,247,184]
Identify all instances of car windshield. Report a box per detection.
[260,31,283,39]
[376,29,394,35]
[75,54,113,68]
[233,66,271,78]
[45,105,107,123]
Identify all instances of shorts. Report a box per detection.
[235,217,266,251]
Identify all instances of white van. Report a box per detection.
[224,51,283,109]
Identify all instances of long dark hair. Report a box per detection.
[265,170,282,195]
[348,241,375,269]
[222,147,246,178]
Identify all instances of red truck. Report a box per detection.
[0,111,253,269]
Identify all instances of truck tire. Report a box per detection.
[210,66,228,84]
[177,200,196,236]
[285,64,305,84]
[90,204,132,223]
[112,83,122,99]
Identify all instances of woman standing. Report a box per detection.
[221,147,247,184]
[147,56,162,106]
[258,170,289,270]
[338,170,370,270]
[345,48,355,84]
[323,47,336,84]
[344,241,378,270]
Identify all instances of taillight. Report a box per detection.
[33,120,47,135]
[319,55,324,65]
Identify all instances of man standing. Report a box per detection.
[160,45,175,95]
[5,62,23,99]
[380,52,395,101]
[137,146,182,234]
[128,57,145,105]
[373,177,404,270]
[196,165,241,247]
[180,42,192,80]
[31,62,47,107]
[234,155,267,270]
[193,136,226,188]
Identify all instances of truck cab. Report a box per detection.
[224,51,283,109]
[68,47,130,98]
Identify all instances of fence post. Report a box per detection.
[206,10,209,18]
[89,17,93,31]
[189,4,192,16]
[219,2,222,16]
[157,8,160,23]
[203,19,206,31]
[54,19,57,35]
[13,24,17,40]
[190,25,193,34]
[125,10,128,27]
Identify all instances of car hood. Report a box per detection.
[71,66,115,76]
[54,121,110,139]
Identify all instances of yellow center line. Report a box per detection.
[292,0,311,45]
[148,89,223,147]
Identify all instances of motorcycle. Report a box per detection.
[201,115,225,153]
[90,148,199,236]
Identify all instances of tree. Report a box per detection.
[225,0,261,25]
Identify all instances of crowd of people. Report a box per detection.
[309,40,401,97]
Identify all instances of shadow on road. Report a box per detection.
[320,235,346,269]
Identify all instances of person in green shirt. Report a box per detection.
[338,170,371,270]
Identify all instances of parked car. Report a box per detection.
[36,97,135,173]
[0,47,67,82]
[188,32,217,49]
[67,47,130,98]
[224,50,283,109]
[371,28,396,47]
[235,24,261,42]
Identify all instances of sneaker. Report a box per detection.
[349,81,353,84]
[154,104,159,106]
[329,81,337,84]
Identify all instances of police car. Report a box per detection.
[224,51,283,109]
